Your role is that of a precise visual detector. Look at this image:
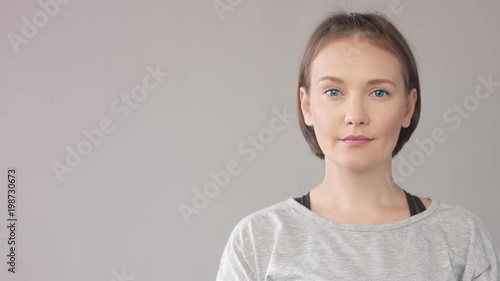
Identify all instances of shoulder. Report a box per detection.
[217,199,296,280]
[433,202,500,279]
[433,201,487,227]
[429,201,497,254]
[227,198,295,240]
[233,198,293,229]
[428,200,491,234]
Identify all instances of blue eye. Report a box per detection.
[324,89,390,98]
[372,89,389,98]
[325,89,341,97]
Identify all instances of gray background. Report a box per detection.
[1,0,499,280]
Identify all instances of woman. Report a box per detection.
[216,10,499,280]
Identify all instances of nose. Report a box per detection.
[344,96,369,126]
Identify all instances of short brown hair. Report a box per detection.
[297,10,421,160]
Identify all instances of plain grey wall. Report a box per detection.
[1,0,499,280]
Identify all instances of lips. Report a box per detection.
[340,135,374,146]
[341,135,373,141]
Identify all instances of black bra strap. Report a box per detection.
[414,193,427,214]
[404,189,426,216]
[404,189,417,216]
[294,192,311,210]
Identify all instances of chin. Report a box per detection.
[343,161,375,172]
[327,153,376,171]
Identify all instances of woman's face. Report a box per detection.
[300,36,417,171]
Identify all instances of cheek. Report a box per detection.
[310,105,338,136]
[377,108,405,138]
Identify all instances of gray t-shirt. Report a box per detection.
[216,197,499,280]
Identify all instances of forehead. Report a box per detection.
[311,37,403,84]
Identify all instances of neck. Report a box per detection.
[314,157,404,211]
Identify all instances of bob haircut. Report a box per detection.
[297,10,421,160]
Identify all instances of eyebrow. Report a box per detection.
[317,76,397,87]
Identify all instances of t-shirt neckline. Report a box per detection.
[286,196,440,232]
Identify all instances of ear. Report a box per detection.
[402,88,417,128]
[300,87,313,126]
